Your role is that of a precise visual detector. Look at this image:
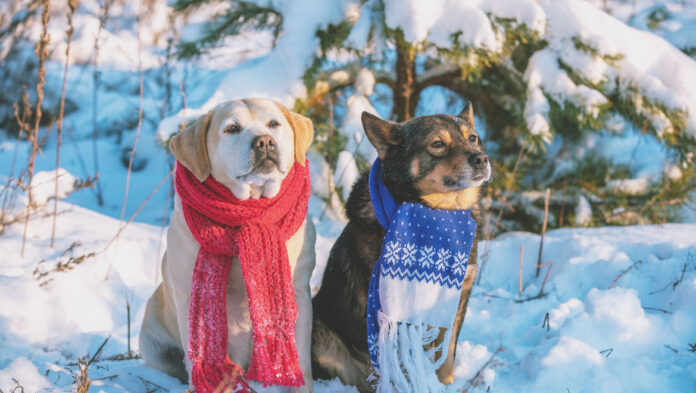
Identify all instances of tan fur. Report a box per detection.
[141,99,316,393]
[421,187,480,210]
[414,164,453,195]
[169,111,214,182]
[275,102,314,166]
[410,158,420,177]
[459,124,470,138]
[438,130,453,145]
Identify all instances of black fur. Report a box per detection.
[311,111,489,391]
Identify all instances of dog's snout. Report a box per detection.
[252,135,277,152]
[468,153,489,170]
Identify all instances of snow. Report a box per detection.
[340,93,379,163]
[2,191,695,392]
[537,0,696,136]
[334,150,359,201]
[0,358,51,393]
[29,168,76,207]
[606,178,649,196]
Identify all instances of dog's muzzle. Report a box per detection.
[250,135,281,174]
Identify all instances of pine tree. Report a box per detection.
[173,0,696,232]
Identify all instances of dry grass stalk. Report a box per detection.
[21,0,51,258]
[51,0,77,247]
[518,244,524,298]
[119,2,144,227]
[75,357,91,393]
[10,87,31,179]
[0,377,26,393]
[91,0,111,206]
[2,89,31,222]
[103,167,175,253]
[535,188,550,277]
[536,259,553,296]
[609,259,643,290]
[34,241,97,285]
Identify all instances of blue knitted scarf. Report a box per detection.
[366,158,477,393]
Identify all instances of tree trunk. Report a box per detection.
[393,32,418,122]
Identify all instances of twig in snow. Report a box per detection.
[51,0,77,247]
[3,378,26,393]
[536,260,553,297]
[21,0,51,258]
[542,312,550,332]
[664,344,678,353]
[643,307,672,314]
[649,263,687,295]
[608,260,643,289]
[89,336,110,364]
[459,346,504,392]
[535,188,550,277]
[34,241,97,285]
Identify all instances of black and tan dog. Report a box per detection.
[311,103,490,392]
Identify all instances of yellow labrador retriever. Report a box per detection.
[140,98,316,393]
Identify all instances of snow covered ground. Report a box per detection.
[1,199,695,392]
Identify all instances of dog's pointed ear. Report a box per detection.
[169,111,214,182]
[457,101,475,128]
[275,102,314,166]
[361,111,401,159]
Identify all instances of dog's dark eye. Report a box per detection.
[469,134,478,143]
[431,141,446,149]
[224,124,241,134]
[268,120,280,128]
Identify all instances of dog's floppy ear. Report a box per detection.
[169,110,214,182]
[361,111,401,159]
[457,101,475,128]
[275,103,314,166]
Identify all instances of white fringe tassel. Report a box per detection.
[376,312,449,393]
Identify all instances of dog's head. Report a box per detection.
[362,102,491,209]
[170,98,313,200]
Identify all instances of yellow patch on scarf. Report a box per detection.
[421,187,480,210]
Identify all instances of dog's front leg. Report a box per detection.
[293,282,314,393]
[291,219,316,393]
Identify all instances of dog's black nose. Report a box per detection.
[468,153,489,169]
[251,135,276,152]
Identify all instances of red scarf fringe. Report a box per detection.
[176,161,310,393]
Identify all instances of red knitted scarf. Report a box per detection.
[175,161,310,393]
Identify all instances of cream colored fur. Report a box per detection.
[140,99,316,393]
